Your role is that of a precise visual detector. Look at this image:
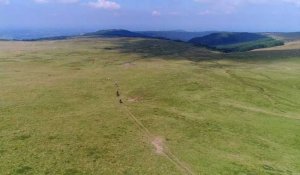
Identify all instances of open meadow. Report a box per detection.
[0,38,300,175]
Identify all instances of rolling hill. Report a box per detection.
[138,30,215,41]
[83,29,149,38]
[11,30,293,53]
[25,29,155,41]
[189,32,284,52]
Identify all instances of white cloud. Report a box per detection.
[195,0,300,5]
[152,10,161,16]
[0,0,9,5]
[88,0,120,10]
[198,10,215,15]
[283,0,300,6]
[33,0,122,10]
[194,0,300,14]
[34,0,48,3]
[169,12,181,16]
[194,0,242,14]
[34,0,79,4]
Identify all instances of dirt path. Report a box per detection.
[111,80,195,175]
[151,137,164,154]
[123,105,195,175]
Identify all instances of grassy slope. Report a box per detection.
[0,38,300,175]
[216,38,284,52]
[190,32,267,46]
[265,32,300,42]
[256,41,300,51]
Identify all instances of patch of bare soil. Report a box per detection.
[123,62,136,68]
[127,96,143,103]
[151,137,164,155]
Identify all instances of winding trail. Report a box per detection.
[112,80,195,175]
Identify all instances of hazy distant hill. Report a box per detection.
[12,29,289,53]
[189,32,267,46]
[84,30,215,41]
[0,29,84,40]
[25,36,72,41]
[24,29,151,41]
[264,32,300,42]
[138,31,214,41]
[83,29,149,38]
[189,32,284,52]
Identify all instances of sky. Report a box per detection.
[0,0,300,32]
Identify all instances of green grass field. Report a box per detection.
[0,38,300,175]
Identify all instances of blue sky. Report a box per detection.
[0,0,300,32]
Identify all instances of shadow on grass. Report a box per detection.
[231,49,300,61]
[113,38,300,62]
[113,38,222,61]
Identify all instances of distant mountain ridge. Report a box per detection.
[137,31,215,41]
[4,29,293,52]
[21,29,216,42]
[24,29,153,41]
[0,29,85,40]
[83,29,150,38]
[189,32,284,52]
[189,32,267,46]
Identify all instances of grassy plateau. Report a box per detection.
[0,38,300,175]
